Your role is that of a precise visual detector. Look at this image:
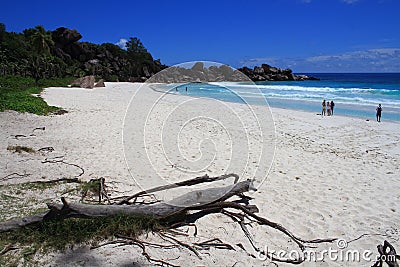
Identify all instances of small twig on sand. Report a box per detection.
[159,232,202,259]
[38,147,54,153]
[0,244,18,255]
[42,157,84,178]
[115,234,179,267]
[194,238,235,250]
[1,171,31,181]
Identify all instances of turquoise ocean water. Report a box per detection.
[158,73,400,121]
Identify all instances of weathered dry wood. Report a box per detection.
[0,171,345,267]
[194,238,235,250]
[0,212,49,232]
[0,243,18,255]
[117,173,239,205]
[33,177,81,184]
[0,180,252,232]
[99,177,106,201]
[115,234,179,267]
[205,201,337,247]
[373,240,399,267]
[159,232,202,259]
[48,180,252,218]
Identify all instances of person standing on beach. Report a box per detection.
[376,104,382,122]
[327,101,331,116]
[322,100,326,116]
[330,101,335,115]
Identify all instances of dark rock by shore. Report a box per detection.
[237,64,319,82]
[71,76,95,88]
[148,62,319,83]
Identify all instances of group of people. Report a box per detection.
[321,100,335,116]
[321,100,383,122]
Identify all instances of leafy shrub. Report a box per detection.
[0,75,73,115]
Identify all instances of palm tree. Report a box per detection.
[101,62,112,79]
[30,26,54,55]
[29,26,55,84]
[0,49,7,75]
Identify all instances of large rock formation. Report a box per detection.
[237,64,319,81]
[149,63,319,83]
[149,64,246,83]
[71,76,95,89]
[48,28,316,83]
[52,27,82,47]
[50,27,167,82]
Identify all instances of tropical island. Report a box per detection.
[0,21,399,267]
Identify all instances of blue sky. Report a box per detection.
[1,0,399,72]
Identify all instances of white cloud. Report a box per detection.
[115,38,128,50]
[240,48,400,72]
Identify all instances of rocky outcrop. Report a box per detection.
[237,64,319,81]
[149,64,249,83]
[71,76,95,89]
[49,28,316,83]
[94,79,105,87]
[50,27,167,82]
[149,62,319,83]
[52,27,82,48]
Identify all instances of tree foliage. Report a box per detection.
[0,22,5,43]
[0,25,165,82]
[30,25,54,55]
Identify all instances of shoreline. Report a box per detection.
[0,82,399,266]
[152,82,400,123]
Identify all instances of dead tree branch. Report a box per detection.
[117,173,239,205]
[0,173,342,266]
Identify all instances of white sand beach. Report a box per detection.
[0,82,399,266]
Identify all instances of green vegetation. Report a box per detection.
[7,145,36,154]
[0,75,73,115]
[0,180,161,265]
[0,212,160,266]
[0,182,63,223]
[0,23,165,83]
[80,179,101,197]
[0,214,159,251]
[0,22,166,115]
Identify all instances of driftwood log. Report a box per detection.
[0,176,251,232]
[0,174,342,264]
